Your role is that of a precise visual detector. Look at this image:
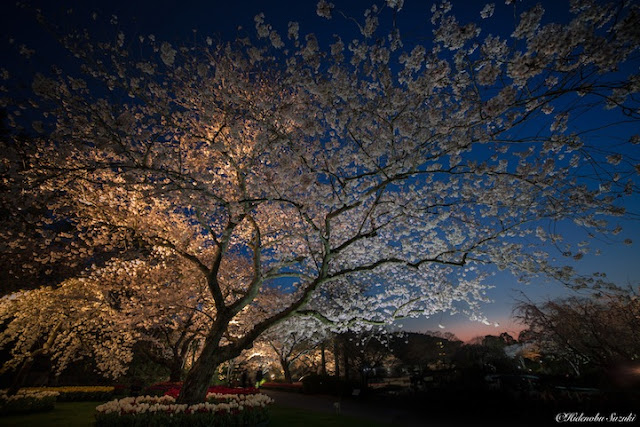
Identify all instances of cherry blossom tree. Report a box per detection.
[256,316,329,383]
[86,255,213,383]
[514,284,640,375]
[1,0,639,403]
[0,278,136,394]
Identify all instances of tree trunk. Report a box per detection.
[177,323,229,404]
[169,358,183,382]
[343,342,350,382]
[320,343,327,375]
[8,321,63,395]
[7,357,35,396]
[280,358,292,383]
[333,339,340,378]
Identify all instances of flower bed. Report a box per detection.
[23,386,115,402]
[0,390,59,415]
[95,392,273,426]
[143,381,183,396]
[144,381,259,398]
[164,385,259,399]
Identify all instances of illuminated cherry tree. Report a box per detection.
[0,251,265,388]
[254,316,329,383]
[1,0,639,402]
[0,279,136,393]
[86,255,213,383]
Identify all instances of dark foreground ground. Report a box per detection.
[263,388,640,426]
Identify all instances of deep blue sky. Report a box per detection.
[3,0,639,341]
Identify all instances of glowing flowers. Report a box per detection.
[95,393,274,426]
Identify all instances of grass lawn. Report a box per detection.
[0,401,105,427]
[0,401,389,426]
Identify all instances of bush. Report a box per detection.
[301,375,352,395]
[95,393,273,427]
[0,390,58,415]
[23,386,115,401]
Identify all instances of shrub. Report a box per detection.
[0,390,59,415]
[23,386,115,401]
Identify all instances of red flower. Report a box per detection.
[164,388,181,398]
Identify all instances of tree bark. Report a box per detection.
[7,357,36,396]
[344,356,350,381]
[280,358,292,383]
[7,321,62,396]
[169,358,183,382]
[320,343,327,375]
[343,341,350,382]
[333,338,340,378]
[177,321,229,404]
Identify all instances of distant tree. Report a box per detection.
[391,332,461,372]
[256,317,329,383]
[455,333,519,374]
[514,285,640,376]
[2,0,639,403]
[336,331,397,386]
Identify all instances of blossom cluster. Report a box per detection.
[0,279,136,380]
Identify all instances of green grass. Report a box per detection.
[0,401,104,427]
[0,401,389,427]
